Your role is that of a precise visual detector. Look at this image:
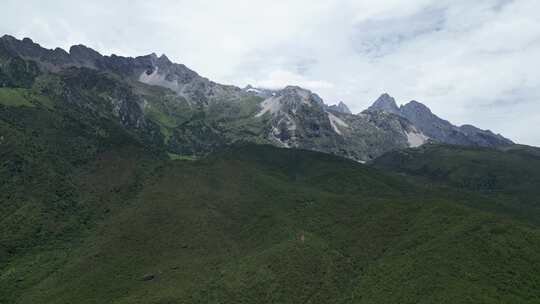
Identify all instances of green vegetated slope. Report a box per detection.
[2,57,540,303]
[373,144,540,225]
[2,112,540,303]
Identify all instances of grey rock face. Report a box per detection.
[334,111,423,161]
[326,101,352,114]
[253,87,420,161]
[0,35,50,59]
[254,86,332,148]
[459,124,513,147]
[399,100,469,145]
[69,44,104,67]
[0,35,249,108]
[399,100,512,147]
[368,93,400,115]
[367,94,513,147]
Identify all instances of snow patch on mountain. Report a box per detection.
[255,96,283,117]
[406,129,429,147]
[270,126,290,148]
[138,67,179,92]
[327,112,349,135]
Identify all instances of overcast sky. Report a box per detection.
[2,0,539,145]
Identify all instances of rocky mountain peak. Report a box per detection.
[157,54,172,65]
[364,93,513,148]
[149,52,158,59]
[69,44,103,66]
[0,35,48,59]
[255,86,327,119]
[327,101,352,114]
[400,100,433,115]
[282,85,308,93]
[0,34,20,45]
[368,93,400,114]
[280,86,324,107]
[399,100,436,125]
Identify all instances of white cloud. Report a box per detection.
[0,0,538,145]
[246,70,334,91]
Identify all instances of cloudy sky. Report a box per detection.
[2,0,539,145]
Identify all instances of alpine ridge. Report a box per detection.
[367,94,513,148]
[0,35,513,162]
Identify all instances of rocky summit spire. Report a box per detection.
[368,93,400,115]
[327,101,352,114]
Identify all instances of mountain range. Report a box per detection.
[3,35,540,304]
[368,93,513,147]
[0,35,512,162]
